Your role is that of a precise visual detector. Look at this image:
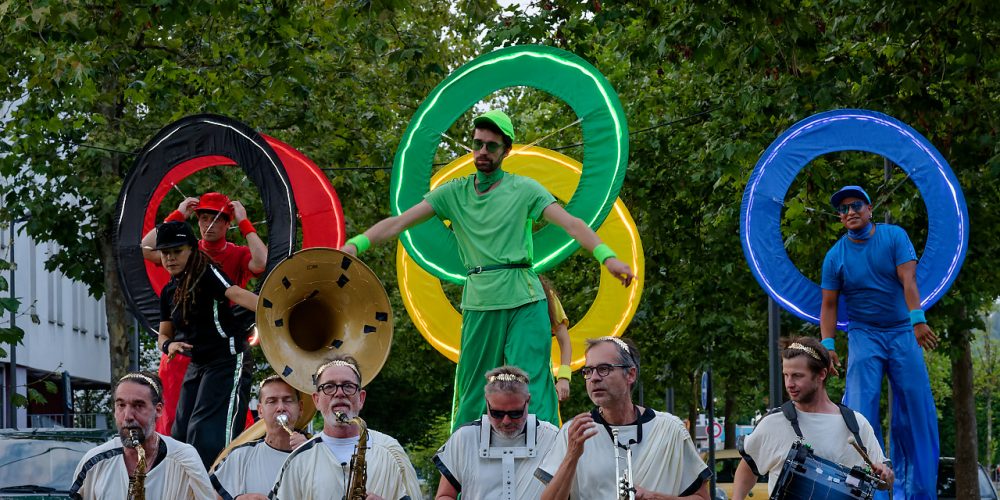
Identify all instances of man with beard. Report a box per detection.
[733,337,894,499]
[819,185,938,500]
[210,375,308,500]
[341,110,634,430]
[537,337,711,500]
[269,356,421,500]
[69,372,213,499]
[142,192,267,436]
[433,365,559,500]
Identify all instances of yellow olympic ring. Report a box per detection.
[397,145,644,372]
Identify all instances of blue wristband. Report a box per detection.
[820,337,836,351]
[910,309,927,326]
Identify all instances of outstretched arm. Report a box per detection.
[341,201,436,256]
[541,204,634,286]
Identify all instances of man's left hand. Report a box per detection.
[872,461,895,489]
[230,201,248,222]
[604,258,634,287]
[914,323,938,350]
[289,431,307,448]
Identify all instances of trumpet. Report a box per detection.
[276,414,295,437]
[612,428,635,500]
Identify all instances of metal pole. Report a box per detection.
[706,364,716,496]
[768,297,783,409]
[665,363,674,414]
[6,221,17,429]
[129,316,139,372]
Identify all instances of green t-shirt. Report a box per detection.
[424,172,556,311]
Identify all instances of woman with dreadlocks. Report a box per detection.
[154,221,259,470]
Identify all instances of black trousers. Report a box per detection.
[171,351,253,469]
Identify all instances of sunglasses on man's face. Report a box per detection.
[471,139,504,154]
[835,201,867,215]
[487,403,527,420]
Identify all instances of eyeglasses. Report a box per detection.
[835,201,867,215]
[581,363,631,379]
[487,402,527,420]
[316,382,360,396]
[471,139,503,154]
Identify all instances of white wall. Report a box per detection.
[0,230,110,385]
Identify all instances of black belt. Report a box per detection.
[467,263,531,275]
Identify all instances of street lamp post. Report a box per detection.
[5,216,29,429]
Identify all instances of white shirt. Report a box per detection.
[210,438,290,498]
[435,415,559,500]
[69,434,214,500]
[739,406,887,494]
[536,408,710,499]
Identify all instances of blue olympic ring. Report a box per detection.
[740,109,969,329]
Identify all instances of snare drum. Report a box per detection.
[771,442,878,500]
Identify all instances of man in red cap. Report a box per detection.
[141,192,267,435]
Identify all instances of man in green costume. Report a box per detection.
[342,110,634,429]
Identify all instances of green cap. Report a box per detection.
[473,109,515,143]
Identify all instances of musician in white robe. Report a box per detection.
[269,356,421,500]
[537,337,711,500]
[70,372,213,500]
[210,375,308,500]
[434,366,559,500]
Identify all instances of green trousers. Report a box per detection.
[451,299,559,430]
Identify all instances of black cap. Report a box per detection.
[154,221,198,250]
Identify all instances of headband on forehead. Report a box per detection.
[596,336,630,354]
[788,343,822,361]
[315,360,361,382]
[119,373,161,397]
[487,372,528,384]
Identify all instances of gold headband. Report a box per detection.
[316,360,361,380]
[596,336,630,354]
[119,373,160,397]
[487,373,528,384]
[788,343,822,361]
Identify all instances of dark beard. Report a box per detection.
[121,424,146,448]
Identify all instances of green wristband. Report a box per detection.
[592,243,617,264]
[346,234,371,255]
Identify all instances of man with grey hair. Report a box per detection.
[70,372,213,499]
[269,356,421,500]
[537,337,711,500]
[434,365,559,500]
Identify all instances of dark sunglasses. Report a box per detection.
[487,402,527,420]
[472,139,504,154]
[581,363,631,379]
[835,201,867,215]
[317,382,360,396]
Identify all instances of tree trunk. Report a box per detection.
[724,382,736,449]
[688,371,698,439]
[952,326,980,499]
[99,232,131,383]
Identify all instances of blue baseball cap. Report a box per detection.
[830,185,871,208]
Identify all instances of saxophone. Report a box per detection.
[334,412,368,500]
[126,429,147,500]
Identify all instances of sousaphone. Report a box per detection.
[211,248,393,470]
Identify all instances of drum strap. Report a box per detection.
[779,401,867,454]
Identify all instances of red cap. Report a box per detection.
[195,192,234,219]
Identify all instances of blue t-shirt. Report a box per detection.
[821,224,917,329]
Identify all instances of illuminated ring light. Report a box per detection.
[397,146,644,370]
[392,44,629,284]
[114,115,345,333]
[739,109,969,328]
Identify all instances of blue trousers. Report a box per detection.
[843,326,939,500]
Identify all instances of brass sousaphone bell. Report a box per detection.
[211,248,393,471]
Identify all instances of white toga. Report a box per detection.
[536,408,710,499]
[269,429,421,500]
[434,415,559,500]
[69,434,214,500]
[739,407,887,494]
[210,438,289,498]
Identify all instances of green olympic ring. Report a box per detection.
[391,44,629,284]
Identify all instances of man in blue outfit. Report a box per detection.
[820,185,939,500]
